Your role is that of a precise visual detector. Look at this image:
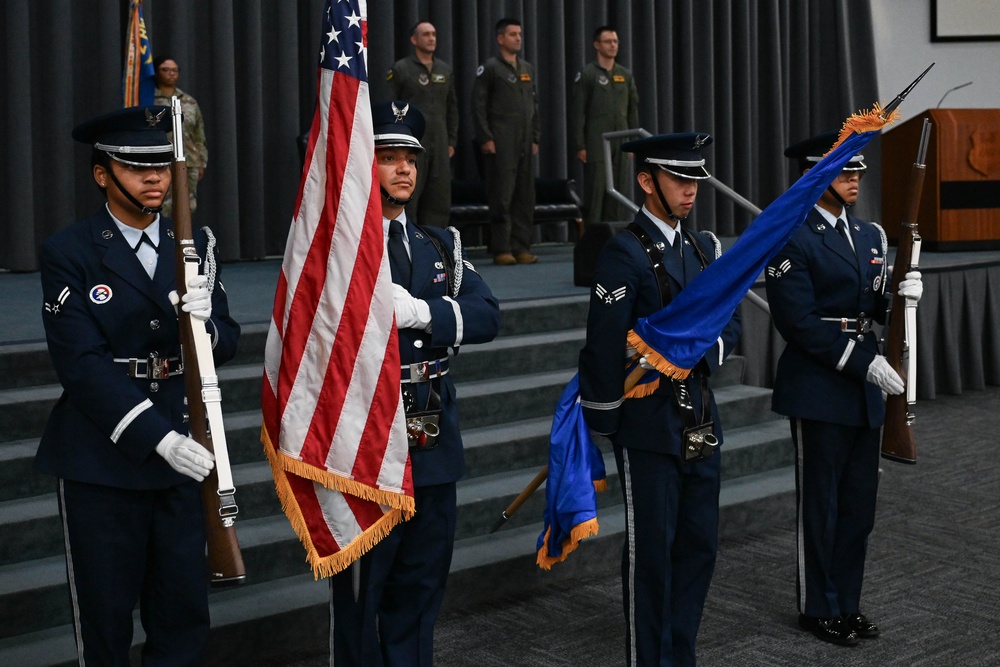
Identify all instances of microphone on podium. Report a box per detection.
[937,81,973,108]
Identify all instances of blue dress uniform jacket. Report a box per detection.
[579,211,742,450]
[330,220,499,667]
[36,208,239,666]
[578,209,741,666]
[766,208,888,428]
[36,210,240,486]
[765,206,889,620]
[397,221,501,487]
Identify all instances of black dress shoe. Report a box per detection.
[798,614,859,646]
[844,613,880,638]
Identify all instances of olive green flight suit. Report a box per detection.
[571,61,639,227]
[387,55,459,228]
[472,56,540,256]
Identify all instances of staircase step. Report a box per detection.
[0,439,53,501]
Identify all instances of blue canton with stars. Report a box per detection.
[319,0,368,81]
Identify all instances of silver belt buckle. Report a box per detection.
[137,353,172,380]
[410,361,430,382]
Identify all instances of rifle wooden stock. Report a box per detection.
[171,101,247,585]
[881,120,931,464]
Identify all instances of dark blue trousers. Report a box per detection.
[791,418,880,618]
[330,482,457,667]
[59,479,209,667]
[615,444,721,667]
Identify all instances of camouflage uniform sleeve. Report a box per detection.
[185,98,208,170]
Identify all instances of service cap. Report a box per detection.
[785,129,866,171]
[72,106,173,167]
[371,100,425,152]
[621,132,713,180]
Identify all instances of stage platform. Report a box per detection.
[3,242,999,398]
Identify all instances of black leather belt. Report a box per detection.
[114,354,183,379]
[400,358,449,384]
[821,316,873,333]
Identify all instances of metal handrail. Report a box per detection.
[600,128,770,315]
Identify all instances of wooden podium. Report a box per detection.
[882,109,1000,250]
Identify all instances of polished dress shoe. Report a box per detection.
[515,252,538,264]
[798,614,859,646]
[843,613,880,638]
[493,253,517,266]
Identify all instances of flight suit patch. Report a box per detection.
[418,72,429,86]
[431,73,446,83]
[613,75,626,83]
[520,73,532,82]
[598,74,609,85]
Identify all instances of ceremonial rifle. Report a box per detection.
[881,118,931,464]
[171,97,247,585]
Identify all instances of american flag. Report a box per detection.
[261,0,413,579]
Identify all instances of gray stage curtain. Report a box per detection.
[0,0,877,271]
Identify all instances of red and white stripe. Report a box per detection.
[261,4,412,578]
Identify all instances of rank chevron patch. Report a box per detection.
[767,259,792,279]
[595,283,627,306]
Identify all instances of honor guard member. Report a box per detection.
[578,133,742,666]
[572,25,640,227]
[766,130,923,647]
[387,20,459,229]
[36,106,240,666]
[329,101,500,667]
[472,17,541,265]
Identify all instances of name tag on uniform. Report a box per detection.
[613,75,626,83]
[520,73,532,82]
[432,73,446,83]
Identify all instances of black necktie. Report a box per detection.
[835,219,854,255]
[134,232,156,253]
[387,220,411,286]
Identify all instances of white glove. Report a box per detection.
[866,355,904,395]
[625,346,655,370]
[897,270,923,303]
[393,283,431,331]
[168,275,212,321]
[155,431,215,481]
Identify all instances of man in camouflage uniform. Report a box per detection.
[472,17,540,265]
[154,56,207,216]
[387,21,459,229]
[572,26,639,228]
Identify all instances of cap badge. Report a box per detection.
[693,135,708,149]
[145,108,166,128]
[391,101,409,123]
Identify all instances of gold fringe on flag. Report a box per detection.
[261,426,415,579]
[830,102,902,154]
[536,518,600,570]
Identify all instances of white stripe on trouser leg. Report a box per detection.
[59,479,87,667]
[794,419,807,613]
[622,448,638,667]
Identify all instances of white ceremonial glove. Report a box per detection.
[155,431,215,482]
[393,283,432,331]
[168,275,212,321]
[625,346,655,371]
[866,355,904,395]
[897,270,923,303]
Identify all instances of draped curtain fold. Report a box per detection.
[0,0,877,271]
